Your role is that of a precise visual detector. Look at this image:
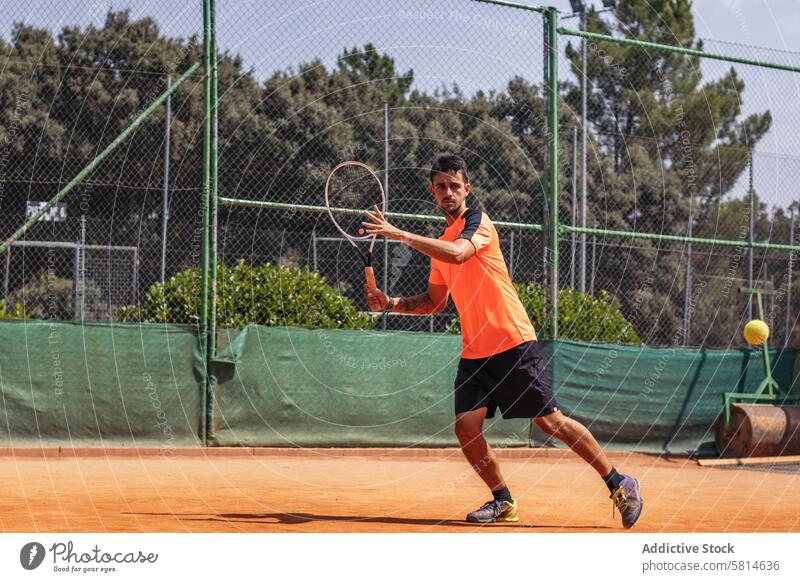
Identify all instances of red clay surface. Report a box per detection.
[1,448,798,533]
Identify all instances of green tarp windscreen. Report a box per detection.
[1,321,796,454]
[0,320,203,447]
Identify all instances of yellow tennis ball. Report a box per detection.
[743,319,769,345]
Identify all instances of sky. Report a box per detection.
[2,0,800,208]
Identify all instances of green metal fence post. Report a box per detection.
[472,0,546,14]
[200,0,212,445]
[560,225,800,253]
[219,198,544,231]
[546,6,559,339]
[557,27,800,75]
[207,0,219,439]
[541,11,550,334]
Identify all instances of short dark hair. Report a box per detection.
[430,154,468,183]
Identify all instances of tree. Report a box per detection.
[2,5,794,345]
[565,0,771,222]
[561,0,774,343]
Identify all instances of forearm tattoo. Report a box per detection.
[396,294,433,314]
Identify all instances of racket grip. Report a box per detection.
[364,266,377,290]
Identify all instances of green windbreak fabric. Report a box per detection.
[211,328,797,453]
[209,325,531,447]
[537,341,798,455]
[0,320,203,446]
[1,321,796,453]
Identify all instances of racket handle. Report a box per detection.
[364,266,377,290]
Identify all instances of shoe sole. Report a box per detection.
[623,479,643,529]
[466,513,519,524]
[624,500,643,529]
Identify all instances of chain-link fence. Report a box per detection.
[0,3,203,322]
[215,0,549,333]
[2,239,138,320]
[557,10,799,347]
[1,1,798,349]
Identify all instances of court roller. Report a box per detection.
[715,403,800,458]
[715,288,800,458]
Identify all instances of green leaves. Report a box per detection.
[447,283,641,345]
[120,260,371,330]
[0,299,27,319]
[4,272,105,320]
[556,287,642,344]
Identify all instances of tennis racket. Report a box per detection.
[324,161,386,291]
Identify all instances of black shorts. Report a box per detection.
[454,341,558,419]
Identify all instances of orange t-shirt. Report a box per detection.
[429,208,537,359]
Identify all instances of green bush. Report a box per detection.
[4,272,105,320]
[0,298,27,319]
[447,282,641,345]
[120,260,372,329]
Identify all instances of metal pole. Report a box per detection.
[559,26,800,74]
[0,62,200,255]
[200,0,212,445]
[546,7,559,338]
[3,248,10,299]
[132,248,139,305]
[509,231,515,279]
[80,215,86,320]
[590,234,596,296]
[787,207,795,347]
[72,245,79,321]
[472,0,547,13]
[579,10,588,294]
[541,12,549,331]
[765,263,771,328]
[218,192,800,254]
[220,198,544,231]
[161,73,171,283]
[683,203,693,346]
[748,149,754,320]
[561,223,799,251]
[383,102,389,331]
[209,0,219,361]
[312,229,318,271]
[571,126,577,289]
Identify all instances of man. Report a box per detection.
[362,154,643,528]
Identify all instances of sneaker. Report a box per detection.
[610,475,643,529]
[466,499,519,523]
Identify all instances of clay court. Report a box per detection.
[1,448,798,533]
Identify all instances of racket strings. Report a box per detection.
[326,164,384,239]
